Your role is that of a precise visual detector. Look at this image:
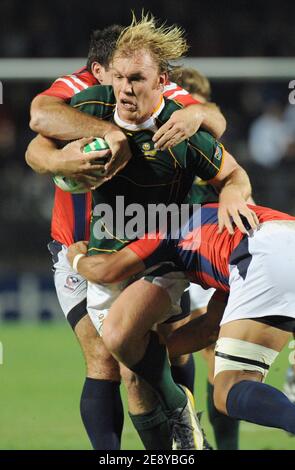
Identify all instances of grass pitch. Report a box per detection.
[0,323,294,450]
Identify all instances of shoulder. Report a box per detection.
[157,97,182,123]
[70,85,116,109]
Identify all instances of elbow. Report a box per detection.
[218,115,227,139]
[29,111,46,134]
[214,115,227,139]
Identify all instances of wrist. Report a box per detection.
[48,149,63,175]
[194,104,206,123]
[72,253,86,272]
[103,127,126,142]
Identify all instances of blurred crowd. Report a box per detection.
[1,0,295,58]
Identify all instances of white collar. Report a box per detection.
[114,97,165,132]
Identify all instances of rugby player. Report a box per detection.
[63,14,257,449]
[67,202,295,438]
[26,22,228,450]
[171,66,240,449]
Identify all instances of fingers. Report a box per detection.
[153,123,186,150]
[153,122,173,146]
[78,136,95,149]
[218,207,260,235]
[218,209,234,235]
[85,149,111,160]
[155,129,185,150]
[104,150,131,178]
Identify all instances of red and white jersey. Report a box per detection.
[164,81,199,107]
[40,66,97,101]
[39,68,200,246]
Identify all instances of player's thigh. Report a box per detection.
[103,279,172,345]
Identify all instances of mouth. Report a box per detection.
[120,98,137,111]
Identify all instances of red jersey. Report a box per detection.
[129,204,295,293]
[39,67,200,246]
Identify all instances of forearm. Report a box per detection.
[76,255,112,284]
[193,103,226,139]
[74,248,145,285]
[25,134,59,174]
[221,165,252,201]
[167,314,219,358]
[30,96,117,140]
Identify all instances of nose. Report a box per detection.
[121,78,133,95]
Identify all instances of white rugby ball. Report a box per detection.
[53,137,110,193]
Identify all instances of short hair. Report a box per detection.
[170,67,212,101]
[114,13,188,73]
[87,25,124,72]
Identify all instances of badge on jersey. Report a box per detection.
[142,142,157,157]
[214,144,223,161]
[65,275,82,291]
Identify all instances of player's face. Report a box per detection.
[112,50,166,124]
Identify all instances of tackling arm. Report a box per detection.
[166,295,225,358]
[67,242,145,284]
[210,150,259,234]
[29,94,131,178]
[30,95,118,141]
[153,102,226,150]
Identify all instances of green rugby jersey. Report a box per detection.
[70,85,224,253]
[186,177,219,204]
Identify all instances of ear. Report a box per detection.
[158,72,168,91]
[91,62,104,82]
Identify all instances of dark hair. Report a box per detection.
[86,25,123,72]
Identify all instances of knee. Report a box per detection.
[213,383,229,415]
[75,319,120,380]
[102,320,127,359]
[120,365,139,390]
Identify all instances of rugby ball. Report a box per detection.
[53,137,110,193]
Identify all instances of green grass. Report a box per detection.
[0,323,294,450]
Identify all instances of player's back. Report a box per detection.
[175,203,295,291]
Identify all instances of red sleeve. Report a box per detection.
[127,234,162,261]
[39,74,89,101]
[164,81,200,107]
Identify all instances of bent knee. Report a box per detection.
[213,380,229,414]
[102,322,127,358]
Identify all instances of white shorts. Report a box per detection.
[48,241,87,328]
[87,267,189,336]
[189,283,215,310]
[221,221,295,325]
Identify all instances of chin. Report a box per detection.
[120,110,139,123]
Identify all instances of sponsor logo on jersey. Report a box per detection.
[65,275,81,290]
[142,142,157,157]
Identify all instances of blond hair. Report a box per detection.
[170,67,212,101]
[114,12,188,73]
